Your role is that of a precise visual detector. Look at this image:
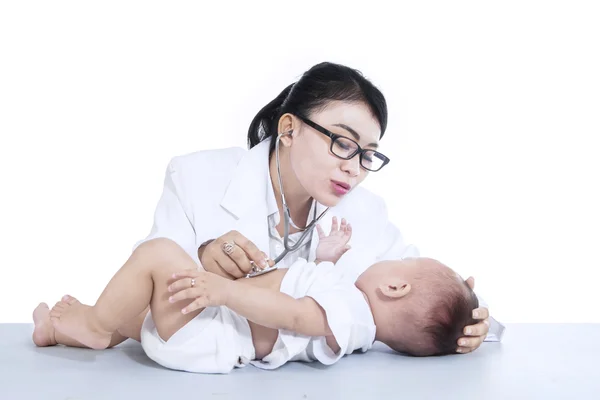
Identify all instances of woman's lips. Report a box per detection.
[331,180,350,195]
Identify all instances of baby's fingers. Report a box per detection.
[344,223,352,239]
[316,224,325,239]
[339,218,347,233]
[330,216,339,234]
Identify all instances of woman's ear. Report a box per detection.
[278,114,296,147]
[378,281,411,299]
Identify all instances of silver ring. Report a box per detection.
[222,241,235,255]
[190,278,196,288]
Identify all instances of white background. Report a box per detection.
[1,1,598,324]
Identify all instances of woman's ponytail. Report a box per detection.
[247,83,294,149]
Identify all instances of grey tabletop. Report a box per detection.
[0,323,599,400]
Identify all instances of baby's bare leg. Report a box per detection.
[49,238,201,349]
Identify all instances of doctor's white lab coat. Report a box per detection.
[133,138,504,342]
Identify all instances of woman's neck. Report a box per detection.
[269,151,312,230]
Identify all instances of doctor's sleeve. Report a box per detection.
[131,158,200,266]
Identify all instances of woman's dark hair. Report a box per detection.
[247,62,388,155]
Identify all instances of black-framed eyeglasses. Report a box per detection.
[296,115,390,172]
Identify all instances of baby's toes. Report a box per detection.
[49,308,61,320]
[61,295,78,305]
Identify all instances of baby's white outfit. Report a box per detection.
[140,259,376,373]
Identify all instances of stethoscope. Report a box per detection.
[246,130,329,277]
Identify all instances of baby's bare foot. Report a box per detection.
[50,295,112,350]
[32,303,57,347]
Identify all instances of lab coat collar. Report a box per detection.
[221,138,328,222]
[220,139,271,220]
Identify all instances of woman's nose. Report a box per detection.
[341,155,360,177]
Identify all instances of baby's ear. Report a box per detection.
[379,281,411,299]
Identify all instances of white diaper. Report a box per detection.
[140,259,359,373]
[140,305,255,374]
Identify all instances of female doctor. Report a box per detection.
[131,62,496,353]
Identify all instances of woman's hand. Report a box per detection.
[168,270,233,314]
[198,230,270,279]
[457,276,490,354]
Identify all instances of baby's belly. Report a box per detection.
[235,269,288,359]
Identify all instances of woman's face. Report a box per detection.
[281,101,382,207]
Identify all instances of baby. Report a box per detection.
[35,218,478,373]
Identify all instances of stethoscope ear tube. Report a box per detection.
[246,133,329,277]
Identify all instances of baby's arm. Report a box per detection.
[225,280,342,354]
[226,280,333,337]
[169,269,340,351]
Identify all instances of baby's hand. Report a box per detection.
[168,270,233,314]
[315,216,352,264]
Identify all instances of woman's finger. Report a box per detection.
[230,232,267,272]
[168,288,198,303]
[222,241,254,274]
[465,276,475,289]
[457,334,485,350]
[472,307,489,320]
[215,248,246,278]
[200,243,236,279]
[168,277,195,293]
[181,297,209,314]
[456,346,474,354]
[464,319,490,337]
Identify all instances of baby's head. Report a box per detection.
[356,257,478,357]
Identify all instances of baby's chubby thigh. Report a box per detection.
[136,238,204,342]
